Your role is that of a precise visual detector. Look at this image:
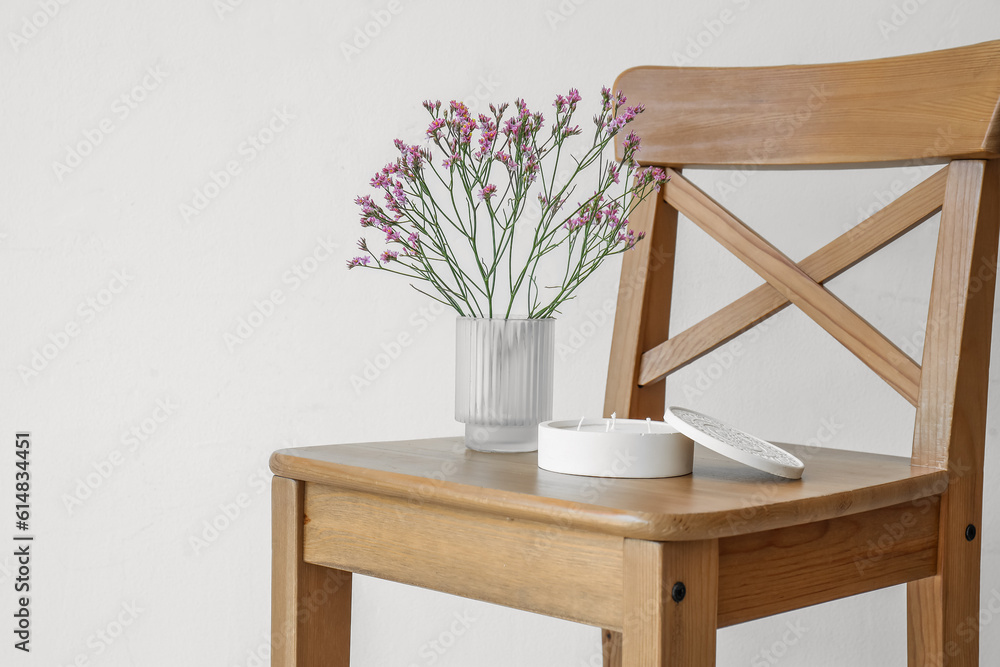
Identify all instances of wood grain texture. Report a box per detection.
[665,168,922,404]
[303,483,625,630]
[272,476,352,667]
[908,159,1000,666]
[613,41,1000,166]
[271,440,947,542]
[639,166,947,385]
[622,539,718,666]
[718,498,940,628]
[604,180,677,420]
[602,629,622,667]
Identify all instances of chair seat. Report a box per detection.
[270,437,946,541]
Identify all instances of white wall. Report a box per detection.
[2,0,998,665]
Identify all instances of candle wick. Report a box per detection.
[577,416,585,432]
[646,417,652,434]
[610,412,617,431]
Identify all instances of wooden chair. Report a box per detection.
[271,41,1000,666]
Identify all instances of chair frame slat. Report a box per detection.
[661,168,922,404]
[639,166,948,385]
[907,159,999,666]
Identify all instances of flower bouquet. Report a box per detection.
[349,86,667,451]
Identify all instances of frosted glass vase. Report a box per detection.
[455,317,555,453]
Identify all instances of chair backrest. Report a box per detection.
[604,42,1000,478]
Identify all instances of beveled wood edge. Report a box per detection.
[614,40,1000,80]
[984,94,1000,155]
[629,155,1000,170]
[270,445,950,542]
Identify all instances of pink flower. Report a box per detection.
[478,184,497,201]
[356,196,386,227]
[604,103,645,136]
[524,150,540,184]
[380,250,399,263]
[476,117,497,158]
[538,193,566,211]
[450,100,471,121]
[608,163,620,184]
[347,256,370,269]
[405,232,420,255]
[494,151,515,170]
[391,181,407,205]
[555,88,582,112]
[617,228,645,249]
[607,116,628,132]
[459,120,477,146]
[621,131,641,154]
[600,86,613,111]
[638,166,669,185]
[442,153,460,169]
[602,200,622,227]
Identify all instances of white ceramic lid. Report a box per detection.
[663,406,805,479]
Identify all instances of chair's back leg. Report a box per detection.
[603,180,679,667]
[605,180,678,421]
[603,628,623,667]
[908,159,1000,666]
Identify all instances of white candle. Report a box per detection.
[574,422,660,433]
[537,418,694,478]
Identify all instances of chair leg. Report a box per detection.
[622,538,718,666]
[272,476,353,666]
[603,629,622,666]
[907,493,982,667]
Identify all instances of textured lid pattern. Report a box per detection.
[663,406,805,479]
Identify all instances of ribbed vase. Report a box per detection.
[455,317,555,452]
